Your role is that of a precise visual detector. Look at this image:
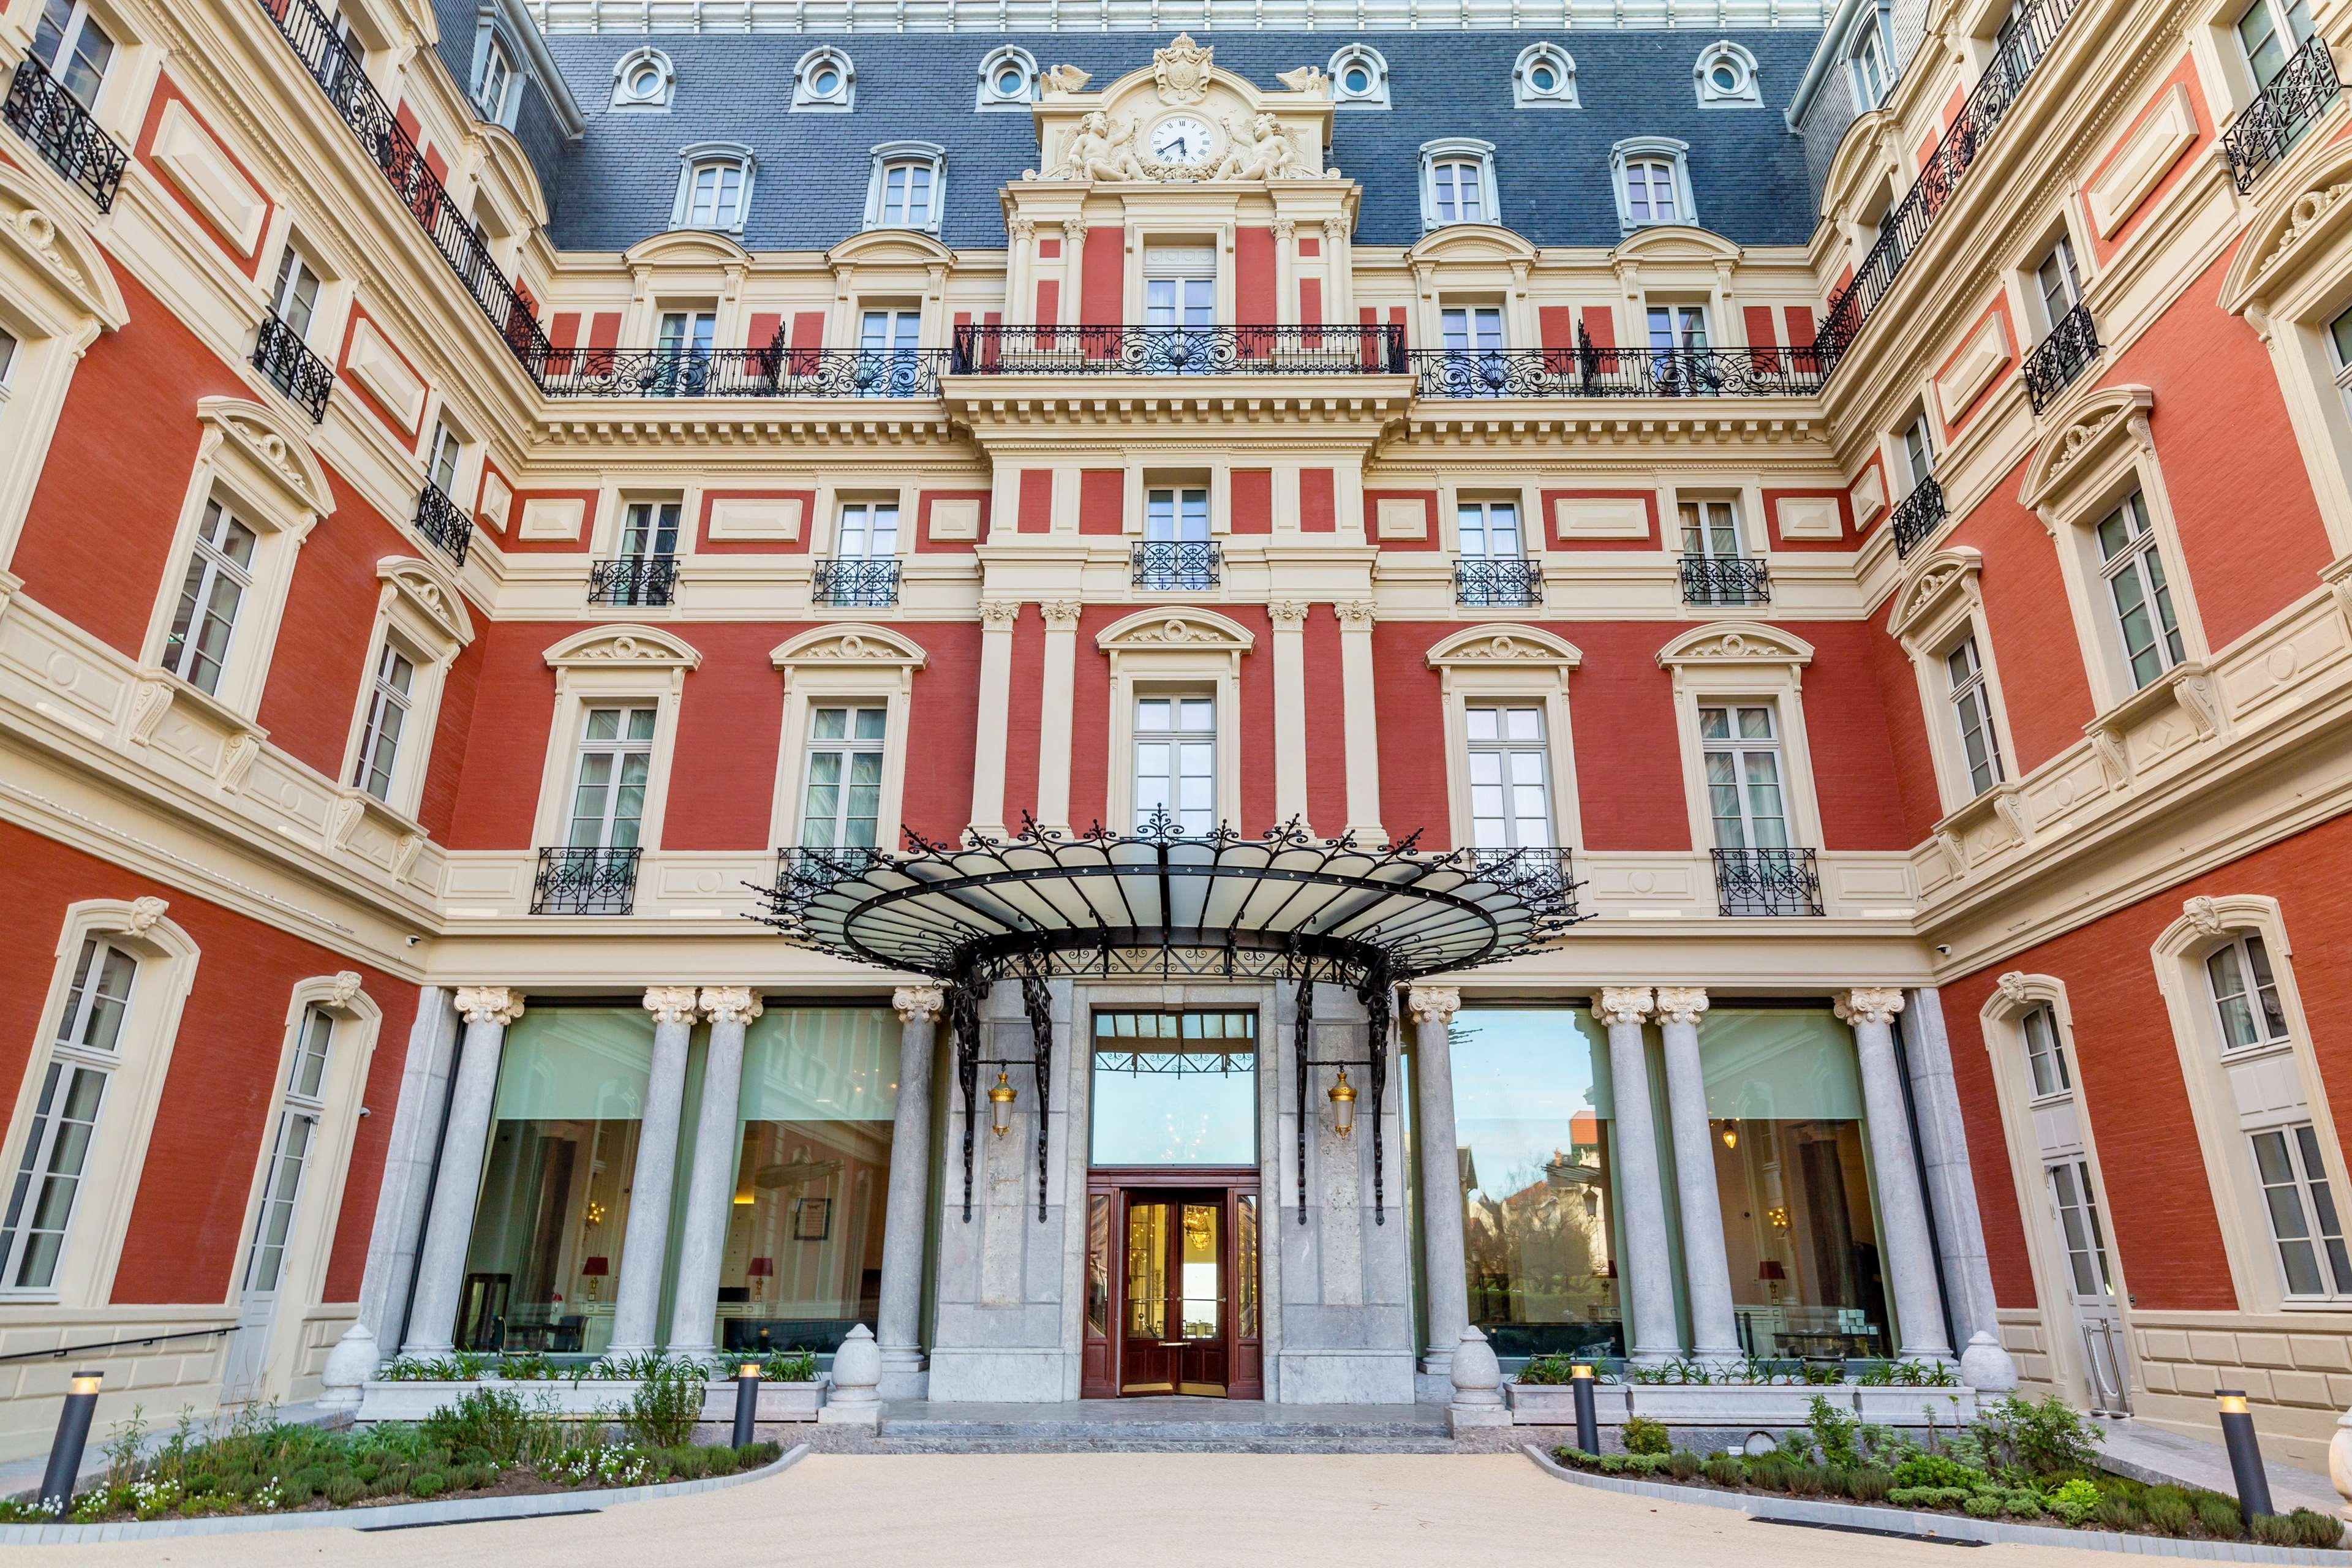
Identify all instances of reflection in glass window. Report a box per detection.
[2206,933,2290,1049]
[1449,1008,1625,1358]
[1090,1011,1257,1166]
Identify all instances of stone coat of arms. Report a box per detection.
[1153,33,1214,102]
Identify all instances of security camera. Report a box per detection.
[1934,943,1952,956]
[405,934,423,947]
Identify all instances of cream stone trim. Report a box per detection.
[968,600,1019,840]
[530,626,701,853]
[1036,599,1082,833]
[456,987,526,1027]
[1656,621,1826,854]
[699,986,763,1026]
[1975,973,2140,1414]
[766,623,924,850]
[333,559,472,822]
[1269,600,1310,827]
[643,984,702,1025]
[1405,984,1460,1022]
[1097,606,1253,833]
[2148,894,2351,1313]
[1425,624,1586,853]
[1889,548,2024,816]
[1,900,200,1309]
[1593,986,1653,1027]
[1336,600,1383,840]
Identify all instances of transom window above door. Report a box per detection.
[1091,1011,1258,1167]
[1134,694,1215,835]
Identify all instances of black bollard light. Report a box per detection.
[41,1370,102,1520]
[2215,1390,2274,1525]
[1570,1362,1599,1455]
[733,1360,762,1448]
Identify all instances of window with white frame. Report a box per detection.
[2326,304,2352,423]
[2250,1122,2351,1298]
[800,705,886,848]
[341,565,467,818]
[1441,306,1506,355]
[1135,695,1215,835]
[1848,18,1893,110]
[162,498,257,696]
[475,34,514,123]
[350,641,415,802]
[30,0,116,110]
[1678,497,1741,562]
[860,308,919,358]
[1649,303,1710,353]
[976,45,1036,108]
[270,243,321,345]
[1694,40,1762,106]
[1512,42,1578,107]
[619,499,681,565]
[834,499,900,560]
[866,145,944,232]
[1943,634,2005,795]
[1700,704,1789,850]
[2022,1003,2072,1097]
[2236,0,2316,90]
[2094,490,2185,689]
[242,1007,331,1297]
[611,46,674,110]
[1457,498,1523,560]
[0,937,132,1292]
[425,420,461,499]
[0,325,17,387]
[655,309,715,369]
[2033,236,2082,339]
[1902,413,1937,488]
[567,706,655,850]
[2207,932,2291,1049]
[1421,140,1498,230]
[1145,486,1210,543]
[2046,1158,2116,1298]
[674,146,753,232]
[793,46,854,111]
[1613,138,1694,230]
[1465,704,1552,849]
[1328,43,1390,108]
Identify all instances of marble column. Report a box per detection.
[1654,987,1742,1368]
[665,986,761,1356]
[606,987,699,1356]
[1838,988,1956,1362]
[876,985,943,1396]
[1905,987,2019,1389]
[1596,987,1679,1366]
[1408,986,1469,1379]
[401,986,523,1356]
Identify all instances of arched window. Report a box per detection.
[1610,137,1697,230]
[611,47,674,110]
[1693,40,1762,106]
[865,143,946,233]
[1512,43,1578,108]
[976,45,1036,110]
[793,45,854,111]
[1327,43,1389,109]
[1419,138,1498,230]
[672,142,755,233]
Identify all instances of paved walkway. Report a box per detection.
[2098,1419,2340,1513]
[6,1452,2149,1567]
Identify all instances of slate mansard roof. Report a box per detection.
[523,28,1824,254]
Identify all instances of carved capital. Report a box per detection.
[1335,599,1376,627]
[1323,217,1349,245]
[1267,598,1310,627]
[1653,986,1709,1027]
[1007,216,1036,242]
[1060,216,1088,243]
[1270,218,1296,243]
[1834,987,1906,1028]
[980,599,1022,627]
[698,986,763,1027]
[643,986,702,1026]
[1594,986,1653,1028]
[1041,599,1083,628]
[1406,985,1460,1025]
[124,895,170,935]
[456,986,526,1027]
[894,984,946,1022]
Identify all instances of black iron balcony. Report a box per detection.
[2225,34,2344,192]
[1711,846,1825,917]
[952,323,1406,375]
[1681,557,1772,607]
[813,557,902,608]
[2023,303,2100,413]
[1455,558,1544,607]
[1887,475,1947,560]
[413,482,472,567]
[1413,344,1825,399]
[1131,540,1222,590]
[1461,845,1580,904]
[3,55,126,211]
[539,345,949,399]
[1813,0,2083,374]
[589,555,678,607]
[532,846,641,914]
[253,314,334,423]
[257,0,552,375]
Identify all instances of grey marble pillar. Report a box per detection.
[1408,986,1469,1379]
[1597,987,1679,1366]
[1905,987,2019,1388]
[401,987,522,1356]
[877,985,943,1396]
[1839,988,1954,1362]
[664,987,761,1356]
[606,988,698,1356]
[1655,987,1743,1368]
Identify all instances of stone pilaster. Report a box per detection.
[1035,601,1082,834]
[401,987,523,1356]
[1654,987,1741,1368]
[607,987,699,1355]
[968,600,1021,840]
[665,986,763,1355]
[1596,986,1679,1366]
[1408,985,1468,1379]
[1838,987,1955,1362]
[1335,600,1383,841]
[1268,600,1310,828]
[877,984,944,1397]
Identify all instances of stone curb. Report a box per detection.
[1521,1447,2347,1564]
[0,1443,809,1544]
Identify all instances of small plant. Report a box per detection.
[496,1350,559,1381]
[2193,1492,2244,1539]
[2141,1487,2197,1537]
[1774,1428,1817,1464]
[1847,1468,1893,1504]
[1515,1354,1583,1385]
[2046,1477,2100,1525]
[1666,1451,1701,1480]
[1701,1454,1746,1487]
[1892,1451,1981,1491]
[619,1360,708,1448]
[1857,1359,1960,1388]
[1806,1393,1860,1468]
[1620,1415,1670,1456]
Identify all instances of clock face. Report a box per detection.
[1148,115,1215,166]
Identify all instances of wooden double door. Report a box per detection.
[1082,1175,1262,1399]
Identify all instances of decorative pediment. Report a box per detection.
[194,396,332,518]
[771,623,928,668]
[1654,621,1814,668]
[2019,385,2154,510]
[543,624,703,670]
[0,164,127,331]
[1153,32,1216,103]
[624,228,753,271]
[1096,607,1256,652]
[1403,224,1539,268]
[1613,224,1743,266]
[1888,546,1984,641]
[377,556,473,649]
[1425,625,1583,669]
[2220,139,2352,316]
[475,123,552,230]
[827,228,955,268]
[1021,38,1337,186]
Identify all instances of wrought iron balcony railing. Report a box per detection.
[813,557,902,608]
[1813,0,2082,374]
[3,55,126,211]
[1412,345,1825,399]
[1455,558,1544,607]
[1131,540,1223,590]
[589,555,678,607]
[253,314,334,423]
[1711,846,1825,917]
[532,846,641,914]
[1461,846,1580,904]
[2225,34,2344,193]
[1681,557,1771,607]
[2023,303,2100,413]
[413,482,472,567]
[538,346,950,399]
[257,0,552,374]
[952,323,1406,376]
[1887,475,1946,560]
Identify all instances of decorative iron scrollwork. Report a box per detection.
[2224,33,2343,194]
[952,323,1406,377]
[3,55,126,211]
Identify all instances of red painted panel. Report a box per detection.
[1303,607,1348,835]
[695,488,815,555]
[1762,486,1857,552]
[1369,624,1446,848]
[1082,231,1121,327]
[1580,306,1616,351]
[134,77,270,279]
[1782,306,1815,350]
[1947,455,2095,774]
[1365,489,1439,552]
[1866,595,1945,846]
[1002,608,1042,827]
[663,623,793,850]
[1035,279,1060,341]
[547,312,581,377]
[1237,227,1277,325]
[1079,470,1124,535]
[786,311,824,375]
[1300,237,1320,258]
[903,620,982,842]
[1232,603,1276,835]
[2086,58,2211,265]
[1742,305,1779,352]
[1039,238,1061,259]
[1570,624,1692,851]
[1539,304,1575,373]
[1019,469,1054,533]
[745,311,782,351]
[916,489,990,553]
[415,631,482,842]
[1299,470,1336,533]
[442,619,573,848]
[1070,608,1112,831]
[1231,470,1273,535]
[589,312,624,353]
[1787,620,1912,852]
[1299,278,1323,330]
[1542,488,1659,552]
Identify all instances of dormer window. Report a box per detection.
[1420,139,1498,230]
[1328,43,1390,108]
[612,47,675,111]
[1512,42,1578,108]
[865,143,946,233]
[1611,137,1696,230]
[977,45,1037,109]
[793,46,854,111]
[673,143,755,233]
[1849,15,1894,109]
[1694,40,1762,105]
[475,36,514,123]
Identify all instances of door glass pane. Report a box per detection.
[1087,1193,1112,1338]
[1126,1202,1168,1339]
[1235,1194,1259,1339]
[1180,1203,1219,1338]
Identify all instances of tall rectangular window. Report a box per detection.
[1678,498,1741,560]
[2022,1003,2071,1097]
[1624,159,1678,223]
[270,245,321,345]
[352,641,417,802]
[164,499,258,696]
[834,500,899,560]
[1902,416,1936,486]
[619,500,681,562]
[2034,237,2082,338]
[2206,933,2291,1049]
[0,937,135,1292]
[1457,499,1521,560]
[2095,491,2184,689]
[31,0,115,109]
[1144,276,1215,333]
[656,311,716,361]
[426,421,462,496]
[2046,1159,2115,1298]
[1135,695,1215,835]
[1701,704,1789,850]
[475,36,513,121]
[1145,487,1210,542]
[243,1008,332,1297]
[687,161,745,228]
[1431,159,1486,224]
[859,309,919,355]
[567,706,655,851]
[1465,704,1551,850]
[801,705,886,848]
[2237,0,2315,88]
[1849,21,1891,109]
[879,160,933,227]
[2251,1123,2351,1298]
[1944,635,2004,795]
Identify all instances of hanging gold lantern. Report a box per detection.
[988,1068,1017,1136]
[1327,1066,1358,1138]
[1719,1120,1739,1151]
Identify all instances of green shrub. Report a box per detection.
[420,1389,551,1468]
[1666,1451,1701,1481]
[1786,1464,1833,1497]
[323,1475,365,1507]
[2141,1488,2196,1537]
[1807,1395,1861,1469]
[1968,1395,2103,1479]
[619,1363,708,1449]
[1621,1416,1670,1456]
[1550,1445,1597,1468]
[409,1471,448,1499]
[2001,1490,2044,1518]
[1776,1429,1819,1464]
[1888,1485,1970,1510]
[1847,1469,1892,1504]
[703,1446,741,1476]
[2095,1491,2145,1532]
[2193,1493,2244,1539]
[1892,1452,1981,1491]
[736,1441,781,1468]
[2046,1477,2100,1525]
[2253,1513,2298,1547]
[277,1480,315,1510]
[668,1447,709,1480]
[1517,1355,1582,1385]
[1701,1456,1746,1487]
[2290,1509,2347,1549]
[1746,1457,1796,1493]
[1963,1494,2001,1518]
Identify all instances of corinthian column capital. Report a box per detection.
[1835,987,1907,1028]
[455,986,526,1027]
[1653,986,1709,1027]
[643,986,703,1027]
[1267,599,1310,627]
[1594,986,1653,1028]
[698,986,763,1027]
[1406,985,1460,1025]
[893,984,946,1022]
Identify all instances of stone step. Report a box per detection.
[868,1433,1465,1454]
